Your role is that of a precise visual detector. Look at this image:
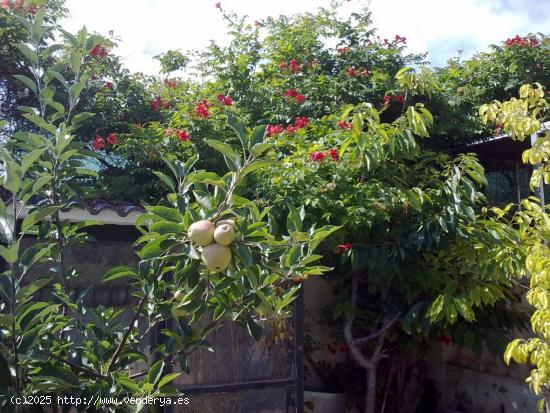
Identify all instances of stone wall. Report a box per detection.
[425,342,539,413]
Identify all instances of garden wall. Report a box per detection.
[425,342,539,413]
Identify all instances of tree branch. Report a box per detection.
[105,293,148,374]
[355,312,401,346]
[42,351,105,380]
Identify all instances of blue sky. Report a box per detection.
[62,0,548,74]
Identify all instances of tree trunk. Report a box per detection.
[366,365,377,413]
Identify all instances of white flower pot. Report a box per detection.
[305,391,346,413]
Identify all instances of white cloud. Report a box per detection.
[62,0,547,74]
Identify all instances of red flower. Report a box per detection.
[287,124,299,134]
[217,93,233,106]
[279,61,287,70]
[164,79,177,89]
[106,133,117,145]
[327,148,339,161]
[336,243,352,253]
[346,67,356,77]
[164,128,174,136]
[294,116,309,128]
[103,81,113,89]
[395,94,404,103]
[504,35,537,47]
[92,135,105,151]
[267,124,284,137]
[289,59,301,73]
[359,68,369,77]
[338,120,352,130]
[284,89,298,98]
[437,334,452,346]
[295,94,306,104]
[394,34,407,44]
[150,96,164,111]
[309,151,326,162]
[284,89,305,104]
[176,130,190,141]
[27,3,37,14]
[1,0,10,10]
[383,95,392,105]
[215,2,221,9]
[194,101,210,118]
[89,44,108,59]
[337,47,349,54]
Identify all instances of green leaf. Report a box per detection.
[32,7,46,41]
[427,295,445,321]
[150,221,185,234]
[186,171,225,187]
[15,43,39,66]
[250,142,272,157]
[69,81,85,100]
[156,373,181,389]
[13,75,37,93]
[72,112,95,124]
[0,215,14,243]
[242,160,272,177]
[40,85,55,101]
[153,171,176,191]
[103,266,138,282]
[19,243,52,273]
[249,125,267,147]
[147,206,183,223]
[227,114,248,145]
[309,225,341,252]
[352,113,363,139]
[1,154,22,193]
[139,238,177,260]
[21,206,60,232]
[235,244,253,266]
[16,278,52,302]
[245,318,262,341]
[204,139,239,163]
[22,113,57,135]
[117,377,140,392]
[69,51,82,74]
[74,168,98,178]
[21,148,46,174]
[47,100,65,115]
[0,241,19,264]
[453,297,475,322]
[147,360,165,385]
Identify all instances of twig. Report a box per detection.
[42,351,105,380]
[354,312,401,345]
[105,294,148,374]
